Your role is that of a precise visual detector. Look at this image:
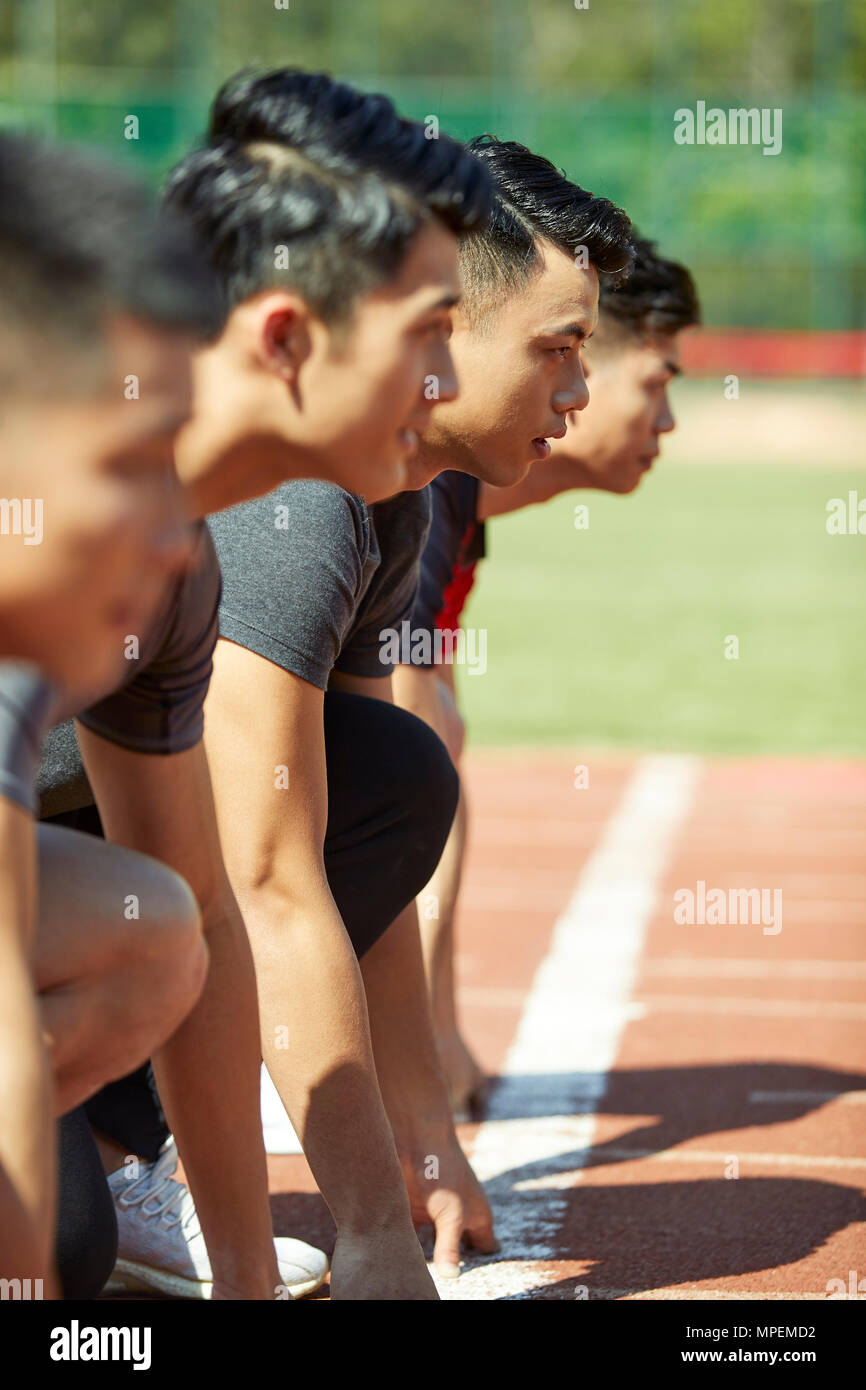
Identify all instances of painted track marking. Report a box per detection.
[434,754,701,1300]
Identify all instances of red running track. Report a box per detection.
[268,750,866,1300]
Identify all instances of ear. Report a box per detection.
[257,293,313,383]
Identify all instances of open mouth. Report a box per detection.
[532,425,568,459]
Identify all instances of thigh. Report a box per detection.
[322,691,458,956]
[34,822,196,992]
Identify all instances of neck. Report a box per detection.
[174,407,296,521]
[414,431,471,486]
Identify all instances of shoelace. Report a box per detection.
[118,1157,200,1233]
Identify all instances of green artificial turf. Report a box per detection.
[456,464,866,753]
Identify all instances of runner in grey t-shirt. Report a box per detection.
[209,482,432,688]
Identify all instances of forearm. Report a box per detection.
[0,956,56,1283]
[360,901,453,1147]
[244,878,413,1234]
[0,806,56,1285]
[151,891,277,1295]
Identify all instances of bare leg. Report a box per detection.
[35,823,208,1116]
[392,664,484,1116]
[417,784,485,1117]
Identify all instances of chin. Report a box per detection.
[347,454,408,503]
[595,462,645,496]
[482,454,534,488]
[402,455,439,492]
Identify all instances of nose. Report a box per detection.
[554,358,590,416]
[428,337,459,405]
[655,390,675,434]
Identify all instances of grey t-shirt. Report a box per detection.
[37,521,221,817]
[0,662,59,814]
[208,482,432,689]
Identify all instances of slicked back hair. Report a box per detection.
[164,67,494,327]
[457,136,634,332]
[597,234,700,342]
[0,134,221,397]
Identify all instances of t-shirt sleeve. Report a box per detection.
[0,662,59,814]
[77,523,221,756]
[334,488,433,680]
[209,481,370,692]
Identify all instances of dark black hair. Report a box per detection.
[599,234,700,337]
[0,133,221,393]
[164,67,494,325]
[457,136,635,327]
[208,68,492,235]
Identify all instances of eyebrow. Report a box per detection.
[425,293,461,313]
[540,322,593,341]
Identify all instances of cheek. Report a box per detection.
[367,339,426,410]
[493,357,547,429]
[634,400,659,440]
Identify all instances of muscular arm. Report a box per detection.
[202,639,435,1298]
[330,669,496,1271]
[0,796,56,1289]
[75,724,279,1300]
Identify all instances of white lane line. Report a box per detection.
[511,1143,866,1178]
[462,990,866,1020]
[434,754,700,1301]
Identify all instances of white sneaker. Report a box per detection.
[103,1138,328,1300]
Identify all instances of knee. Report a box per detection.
[121,867,208,1030]
[398,711,460,867]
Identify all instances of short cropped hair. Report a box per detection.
[164,67,494,326]
[0,133,220,395]
[457,136,634,330]
[598,234,700,339]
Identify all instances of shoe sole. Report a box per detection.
[104,1258,326,1301]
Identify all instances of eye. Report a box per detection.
[551,345,573,359]
[421,316,453,340]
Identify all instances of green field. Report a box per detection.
[457,463,866,754]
